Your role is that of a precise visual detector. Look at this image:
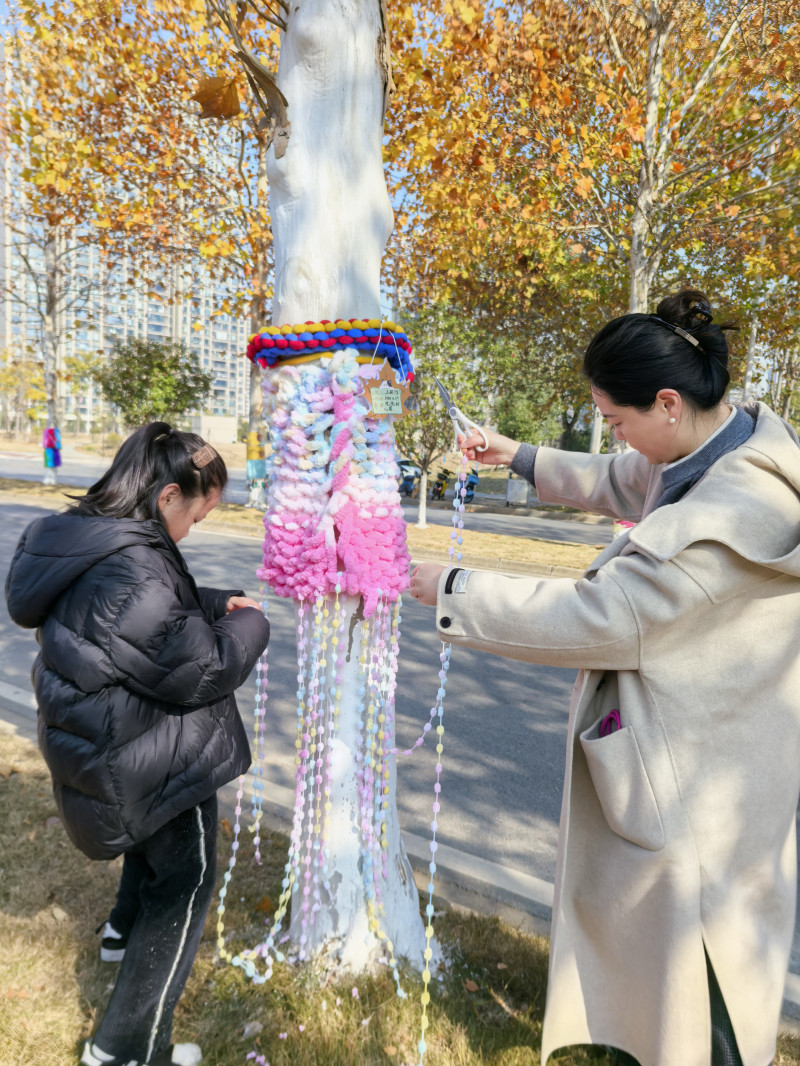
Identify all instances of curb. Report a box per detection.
[3,679,800,1029]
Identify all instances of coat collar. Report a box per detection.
[589,403,800,577]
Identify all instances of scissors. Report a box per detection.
[434,377,489,454]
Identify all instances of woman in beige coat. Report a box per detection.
[410,289,800,1066]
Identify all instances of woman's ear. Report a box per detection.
[657,389,682,424]
[157,483,182,512]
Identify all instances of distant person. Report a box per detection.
[410,289,800,1066]
[5,423,270,1066]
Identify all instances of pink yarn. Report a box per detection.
[257,351,409,615]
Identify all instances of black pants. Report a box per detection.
[94,796,217,1062]
[612,953,745,1066]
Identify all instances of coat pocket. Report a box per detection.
[579,714,665,851]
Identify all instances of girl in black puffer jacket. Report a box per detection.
[5,423,270,1066]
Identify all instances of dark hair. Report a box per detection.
[71,422,228,520]
[583,288,740,411]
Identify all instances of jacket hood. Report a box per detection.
[630,402,800,576]
[5,512,170,628]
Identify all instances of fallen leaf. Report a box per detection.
[255,895,275,914]
[496,962,508,970]
[219,817,232,838]
[463,979,479,992]
[52,905,68,922]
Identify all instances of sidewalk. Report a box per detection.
[2,676,800,1029]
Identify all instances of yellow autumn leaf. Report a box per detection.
[191,76,242,120]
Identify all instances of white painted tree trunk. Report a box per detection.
[589,406,604,454]
[416,471,429,527]
[265,0,426,970]
[742,320,758,402]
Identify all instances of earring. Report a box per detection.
[668,417,676,424]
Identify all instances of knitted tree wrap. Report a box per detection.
[258,350,410,615]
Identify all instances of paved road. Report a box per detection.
[0,501,573,884]
[0,450,613,547]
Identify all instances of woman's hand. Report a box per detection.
[409,563,446,606]
[226,596,262,613]
[459,428,521,466]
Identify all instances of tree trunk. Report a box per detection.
[246,136,270,509]
[42,227,61,484]
[742,321,758,402]
[589,405,604,454]
[416,470,429,527]
[264,0,425,970]
[628,10,668,315]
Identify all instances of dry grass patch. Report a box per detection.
[2,730,800,1065]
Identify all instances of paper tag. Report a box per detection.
[370,386,403,415]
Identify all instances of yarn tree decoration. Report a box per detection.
[215,344,430,984]
[219,341,467,1066]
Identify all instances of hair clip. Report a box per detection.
[191,444,217,469]
[689,301,713,324]
[650,316,700,348]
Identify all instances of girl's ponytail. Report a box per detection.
[72,422,228,521]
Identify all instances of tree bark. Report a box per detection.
[264,0,426,970]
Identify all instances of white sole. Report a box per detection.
[100,946,126,962]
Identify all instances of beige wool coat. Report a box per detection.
[435,402,800,1066]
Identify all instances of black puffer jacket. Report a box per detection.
[5,512,270,859]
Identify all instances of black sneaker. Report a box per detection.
[95,920,127,963]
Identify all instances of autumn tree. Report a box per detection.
[0,350,46,435]
[0,0,248,481]
[388,0,800,408]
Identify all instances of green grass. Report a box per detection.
[3,730,800,1066]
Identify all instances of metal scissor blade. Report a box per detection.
[433,376,452,410]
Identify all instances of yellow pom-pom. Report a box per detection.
[437,724,444,735]
[424,947,433,961]
[366,318,381,328]
[422,968,431,982]
[421,991,431,1006]
[280,324,293,334]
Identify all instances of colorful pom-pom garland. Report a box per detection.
[247,318,414,382]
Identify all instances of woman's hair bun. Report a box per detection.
[656,288,739,365]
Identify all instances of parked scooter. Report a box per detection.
[430,468,451,500]
[463,467,479,504]
[399,470,419,497]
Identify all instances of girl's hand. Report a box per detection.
[409,564,446,606]
[458,428,521,466]
[226,596,262,613]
